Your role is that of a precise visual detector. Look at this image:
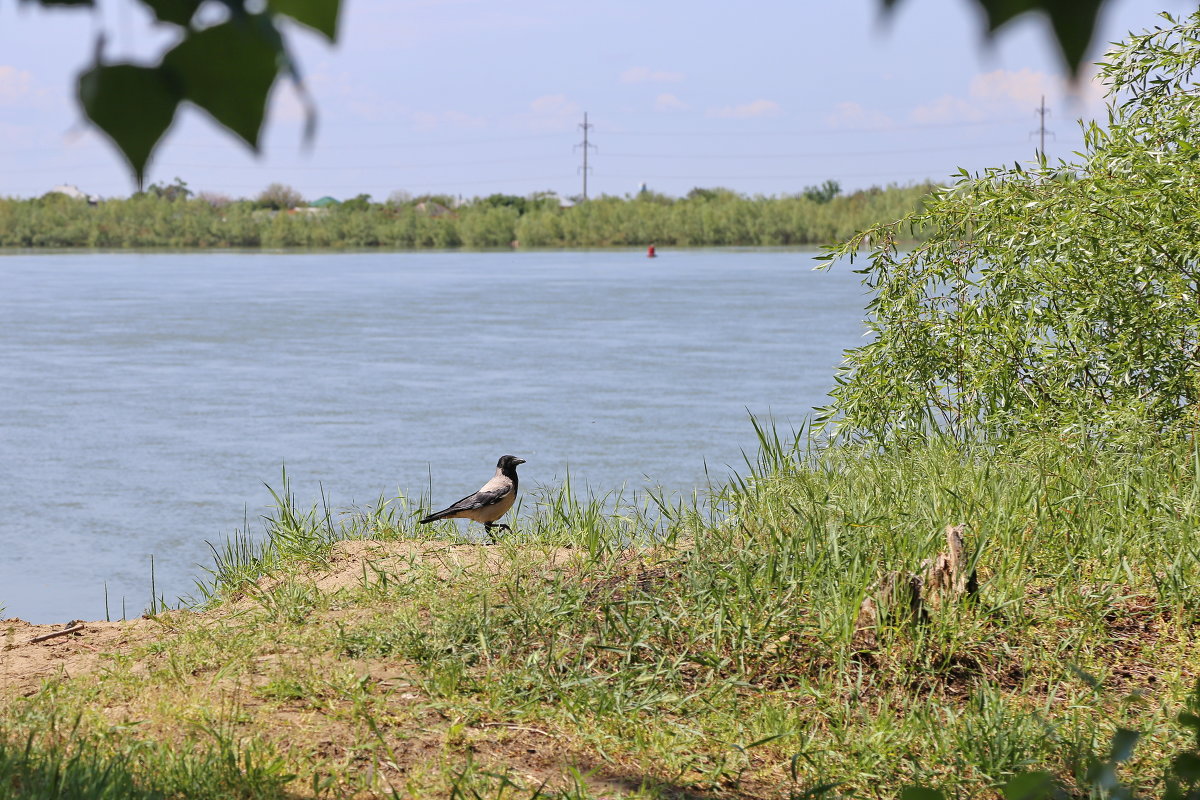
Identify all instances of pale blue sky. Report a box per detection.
[1,0,1196,200]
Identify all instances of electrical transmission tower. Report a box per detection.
[1030,95,1055,159]
[575,112,596,201]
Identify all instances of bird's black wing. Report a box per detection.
[443,484,512,513]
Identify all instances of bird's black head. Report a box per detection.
[497,455,526,472]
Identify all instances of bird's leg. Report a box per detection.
[482,522,511,545]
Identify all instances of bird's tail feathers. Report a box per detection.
[419,508,452,524]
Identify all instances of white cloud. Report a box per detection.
[271,81,311,124]
[0,66,31,103]
[908,68,1108,124]
[1078,70,1111,109]
[654,93,688,112]
[523,94,582,131]
[439,110,486,128]
[530,94,576,114]
[620,66,684,84]
[909,93,985,124]
[0,66,52,109]
[969,68,1058,108]
[407,109,486,130]
[707,99,780,119]
[0,121,35,146]
[301,70,485,130]
[824,101,893,130]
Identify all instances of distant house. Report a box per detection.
[310,196,341,208]
[47,184,99,204]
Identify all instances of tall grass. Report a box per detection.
[0,711,295,800]
[191,469,425,604]
[326,426,1200,794]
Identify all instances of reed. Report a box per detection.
[0,183,934,250]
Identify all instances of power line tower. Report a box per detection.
[1030,95,1055,160]
[575,112,596,201]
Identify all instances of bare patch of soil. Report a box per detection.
[250,539,581,599]
[0,615,165,697]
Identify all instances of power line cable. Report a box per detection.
[0,115,1040,154]
[2,134,1089,174]
[606,116,1033,137]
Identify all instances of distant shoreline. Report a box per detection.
[0,243,915,256]
[0,183,934,249]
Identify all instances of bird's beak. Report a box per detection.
[515,458,527,465]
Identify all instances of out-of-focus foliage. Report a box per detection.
[18,0,340,185]
[879,0,1105,76]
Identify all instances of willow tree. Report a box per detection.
[819,11,1200,440]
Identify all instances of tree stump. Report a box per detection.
[852,523,978,651]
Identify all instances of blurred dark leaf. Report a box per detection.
[1173,752,1200,782]
[141,0,202,26]
[1003,771,1058,800]
[1068,664,1101,689]
[163,19,281,149]
[1110,728,1140,763]
[78,64,180,184]
[900,788,946,800]
[269,0,340,40]
[879,0,1107,76]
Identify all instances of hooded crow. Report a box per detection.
[419,455,525,542]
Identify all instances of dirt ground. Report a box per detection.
[0,616,159,698]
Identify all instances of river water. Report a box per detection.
[0,249,869,622]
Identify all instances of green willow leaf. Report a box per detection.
[822,10,1200,442]
[268,0,340,41]
[141,0,203,26]
[163,19,281,150]
[78,64,180,184]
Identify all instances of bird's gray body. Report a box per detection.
[420,455,525,540]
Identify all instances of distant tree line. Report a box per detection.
[0,180,936,249]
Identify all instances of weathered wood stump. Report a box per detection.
[852,523,978,651]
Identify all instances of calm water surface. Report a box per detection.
[0,249,868,622]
